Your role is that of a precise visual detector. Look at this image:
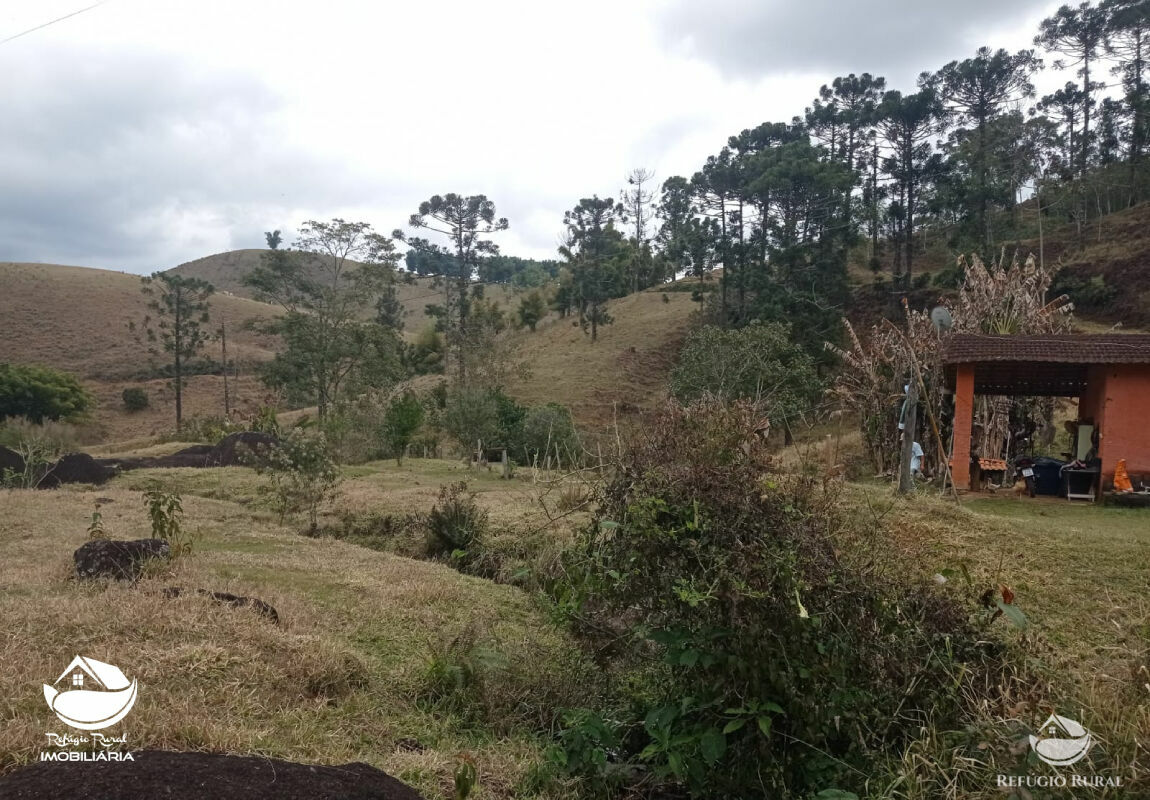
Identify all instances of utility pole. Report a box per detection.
[898,377,919,494]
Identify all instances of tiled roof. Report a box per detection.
[941,334,1150,365]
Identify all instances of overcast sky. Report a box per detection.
[1,0,1062,274]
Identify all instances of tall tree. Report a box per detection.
[560,196,626,342]
[244,221,402,419]
[395,195,508,380]
[132,272,214,429]
[1104,0,1150,202]
[877,88,945,288]
[938,47,1040,250]
[1036,1,1110,176]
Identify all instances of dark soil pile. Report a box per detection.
[39,453,117,488]
[0,750,425,800]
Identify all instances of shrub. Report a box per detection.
[556,400,1000,797]
[142,480,192,557]
[0,363,92,423]
[670,322,822,420]
[246,429,342,530]
[420,625,504,718]
[0,417,79,488]
[121,387,150,412]
[426,481,488,565]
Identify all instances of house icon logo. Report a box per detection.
[43,655,138,731]
[1029,713,1092,767]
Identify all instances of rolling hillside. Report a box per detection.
[507,287,696,432]
[0,259,700,443]
[0,262,285,442]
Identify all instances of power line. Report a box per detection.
[0,1,109,47]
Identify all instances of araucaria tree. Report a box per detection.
[560,196,627,342]
[244,220,403,419]
[394,194,508,380]
[131,272,215,429]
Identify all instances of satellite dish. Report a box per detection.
[930,306,953,332]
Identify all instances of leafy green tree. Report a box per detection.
[395,195,509,380]
[670,322,822,426]
[519,403,579,465]
[516,290,547,331]
[383,391,425,466]
[408,325,446,375]
[442,385,503,451]
[244,221,403,419]
[131,272,214,429]
[0,363,93,423]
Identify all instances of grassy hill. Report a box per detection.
[0,262,280,381]
[507,287,696,434]
[0,259,700,444]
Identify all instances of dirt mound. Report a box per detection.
[205,431,278,466]
[0,445,24,476]
[103,444,215,471]
[39,453,117,488]
[0,750,425,799]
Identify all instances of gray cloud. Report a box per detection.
[0,47,376,272]
[657,0,1054,83]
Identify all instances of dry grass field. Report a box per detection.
[0,459,593,800]
[508,287,696,434]
[1,450,1146,798]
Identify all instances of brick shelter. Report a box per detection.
[941,334,1150,491]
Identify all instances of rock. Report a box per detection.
[0,750,427,800]
[206,432,279,467]
[39,453,117,488]
[0,445,25,478]
[74,539,171,581]
[163,587,280,624]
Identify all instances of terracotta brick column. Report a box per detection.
[950,363,975,491]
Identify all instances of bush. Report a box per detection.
[121,387,150,412]
[426,481,488,566]
[142,480,193,557]
[0,363,93,424]
[0,417,79,488]
[670,322,822,421]
[246,429,341,530]
[555,400,1000,797]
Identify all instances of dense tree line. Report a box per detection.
[554,1,1150,354]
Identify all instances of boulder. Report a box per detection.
[163,587,280,624]
[74,539,171,581]
[39,453,117,488]
[206,431,279,467]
